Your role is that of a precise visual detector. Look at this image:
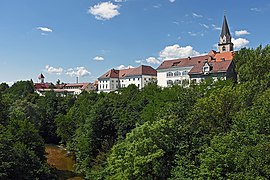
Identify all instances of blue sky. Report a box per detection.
[0,0,269,85]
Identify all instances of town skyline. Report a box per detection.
[1,0,269,85]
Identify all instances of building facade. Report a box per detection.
[157,15,236,87]
[98,65,157,92]
[34,73,96,96]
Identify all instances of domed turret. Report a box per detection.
[38,73,45,83]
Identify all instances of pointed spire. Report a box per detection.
[220,15,231,38]
[38,73,45,79]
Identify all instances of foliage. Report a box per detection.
[1,45,270,179]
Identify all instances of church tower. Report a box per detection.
[38,73,45,83]
[218,15,234,53]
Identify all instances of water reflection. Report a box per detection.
[45,144,83,180]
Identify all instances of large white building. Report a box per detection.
[157,15,236,87]
[98,65,157,92]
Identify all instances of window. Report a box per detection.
[112,84,114,89]
[133,78,135,81]
[174,71,181,76]
[222,46,226,51]
[174,79,181,85]
[144,78,146,80]
[191,79,197,84]
[112,80,114,83]
[167,80,173,86]
[138,78,140,81]
[103,84,104,89]
[203,66,210,72]
[138,84,140,88]
[129,78,130,81]
[167,72,173,77]
[182,71,188,76]
[106,84,108,89]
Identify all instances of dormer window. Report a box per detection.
[203,66,210,72]
[222,46,226,51]
[203,62,211,75]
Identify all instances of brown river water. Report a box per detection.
[45,144,83,180]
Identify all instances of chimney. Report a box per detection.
[76,77,79,84]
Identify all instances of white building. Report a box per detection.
[157,15,236,87]
[62,83,96,95]
[98,65,157,92]
[34,74,96,96]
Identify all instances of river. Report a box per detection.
[45,144,83,180]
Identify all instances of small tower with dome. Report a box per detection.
[38,73,45,83]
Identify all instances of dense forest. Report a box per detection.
[1,45,270,179]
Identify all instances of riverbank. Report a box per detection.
[45,144,83,180]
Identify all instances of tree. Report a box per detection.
[105,118,179,180]
[6,80,35,98]
[0,82,9,92]
[0,93,8,125]
[0,124,54,180]
[56,92,96,144]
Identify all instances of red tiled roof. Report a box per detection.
[64,83,90,90]
[98,65,157,79]
[213,51,234,62]
[189,60,233,74]
[157,55,210,70]
[34,83,51,90]
[157,50,234,74]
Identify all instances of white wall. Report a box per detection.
[157,67,192,87]
[98,75,157,92]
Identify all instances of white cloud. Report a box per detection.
[212,24,221,31]
[45,65,63,75]
[251,7,262,12]
[169,0,176,2]
[159,44,200,60]
[153,4,162,8]
[232,38,249,49]
[188,32,204,36]
[66,67,91,77]
[89,2,120,20]
[235,30,250,37]
[115,0,123,2]
[115,65,134,70]
[36,27,53,32]
[146,57,161,64]
[200,23,209,29]
[93,56,104,61]
[135,60,143,64]
[192,13,203,18]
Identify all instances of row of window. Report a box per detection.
[167,79,192,85]
[100,83,141,90]
[100,77,154,84]
[167,71,188,77]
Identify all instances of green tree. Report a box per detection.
[7,80,35,98]
[106,118,178,180]
[0,82,9,92]
[0,93,8,125]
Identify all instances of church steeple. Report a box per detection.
[218,15,234,53]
